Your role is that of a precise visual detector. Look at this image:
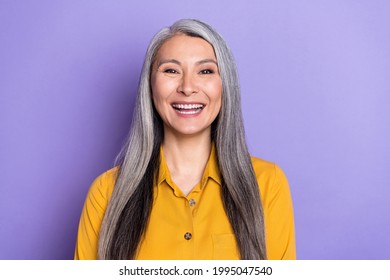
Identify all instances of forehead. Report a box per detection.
[155,34,217,61]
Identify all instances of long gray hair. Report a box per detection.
[98,19,267,260]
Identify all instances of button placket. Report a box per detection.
[189,198,196,207]
[184,232,192,240]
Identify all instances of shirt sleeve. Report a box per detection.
[263,164,296,260]
[74,171,113,260]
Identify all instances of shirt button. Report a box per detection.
[189,198,196,206]
[184,232,192,240]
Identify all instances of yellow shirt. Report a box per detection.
[74,147,296,260]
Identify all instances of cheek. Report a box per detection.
[151,91,166,116]
[151,80,173,119]
[208,80,222,105]
[151,75,176,101]
[151,77,165,107]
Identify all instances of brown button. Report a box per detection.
[189,198,196,206]
[184,232,192,240]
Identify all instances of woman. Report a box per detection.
[74,19,295,260]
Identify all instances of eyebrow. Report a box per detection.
[196,59,218,66]
[156,58,218,68]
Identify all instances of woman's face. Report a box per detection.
[151,34,222,138]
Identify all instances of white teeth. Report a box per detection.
[171,103,204,115]
[172,103,204,110]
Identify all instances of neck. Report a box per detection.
[163,131,211,169]
[162,129,212,195]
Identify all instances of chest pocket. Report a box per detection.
[212,234,240,260]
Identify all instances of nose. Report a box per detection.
[177,72,198,96]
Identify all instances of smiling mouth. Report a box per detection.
[171,103,205,115]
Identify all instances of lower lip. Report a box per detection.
[173,108,203,118]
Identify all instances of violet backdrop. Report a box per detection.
[1,0,389,259]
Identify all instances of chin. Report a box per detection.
[169,125,211,137]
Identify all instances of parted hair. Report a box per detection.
[98,19,267,259]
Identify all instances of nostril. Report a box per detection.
[177,76,198,95]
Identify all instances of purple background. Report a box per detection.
[1,1,389,260]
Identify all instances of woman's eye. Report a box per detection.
[163,69,178,74]
[200,69,214,74]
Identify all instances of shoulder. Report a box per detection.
[250,156,290,202]
[95,166,119,185]
[74,167,119,260]
[251,156,296,259]
[86,166,119,206]
[250,156,276,175]
[250,156,284,183]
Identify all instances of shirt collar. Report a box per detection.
[157,143,221,187]
[202,144,222,185]
[157,146,169,186]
